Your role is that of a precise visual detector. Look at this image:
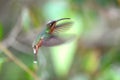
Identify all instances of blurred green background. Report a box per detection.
[0,0,120,80]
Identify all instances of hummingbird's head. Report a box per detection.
[47,18,71,28]
[32,45,38,54]
[47,21,56,28]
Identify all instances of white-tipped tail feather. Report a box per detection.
[33,61,37,63]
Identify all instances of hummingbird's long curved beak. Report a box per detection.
[56,18,71,22]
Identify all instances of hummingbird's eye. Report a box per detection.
[47,21,56,26]
[49,23,52,26]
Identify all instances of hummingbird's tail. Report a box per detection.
[33,47,38,63]
[34,54,37,63]
[32,45,39,63]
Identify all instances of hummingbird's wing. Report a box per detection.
[42,34,73,47]
[53,21,73,33]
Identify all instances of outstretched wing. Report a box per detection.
[42,34,74,47]
[53,21,73,33]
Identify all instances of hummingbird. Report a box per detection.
[32,18,73,63]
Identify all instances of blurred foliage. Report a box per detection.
[0,23,3,40]
[0,0,120,80]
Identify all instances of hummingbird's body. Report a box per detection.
[33,28,51,47]
[32,18,72,63]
